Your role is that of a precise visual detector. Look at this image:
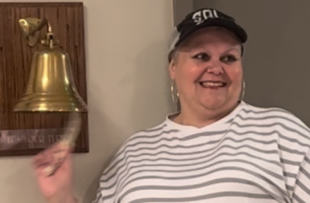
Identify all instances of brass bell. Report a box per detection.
[14,18,87,112]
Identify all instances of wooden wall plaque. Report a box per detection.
[0,2,89,156]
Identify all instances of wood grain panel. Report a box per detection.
[0,2,89,156]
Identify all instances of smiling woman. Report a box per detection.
[33,7,310,203]
[169,26,244,128]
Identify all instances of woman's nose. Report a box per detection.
[206,63,224,75]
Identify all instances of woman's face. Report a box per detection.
[169,27,243,113]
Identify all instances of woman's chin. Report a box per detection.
[200,98,227,110]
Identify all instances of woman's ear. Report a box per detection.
[168,59,176,80]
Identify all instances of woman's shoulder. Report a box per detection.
[243,102,304,118]
[242,101,295,115]
[241,101,310,133]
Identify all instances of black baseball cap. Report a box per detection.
[169,8,247,53]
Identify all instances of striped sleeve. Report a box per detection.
[90,154,122,203]
[91,187,103,203]
[292,150,310,203]
[93,145,126,203]
[89,139,130,203]
[92,123,169,203]
[275,109,310,203]
[92,131,150,203]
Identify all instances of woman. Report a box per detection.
[33,8,310,203]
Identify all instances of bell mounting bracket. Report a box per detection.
[18,17,60,48]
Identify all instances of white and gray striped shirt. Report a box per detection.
[93,101,310,203]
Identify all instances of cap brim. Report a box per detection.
[175,18,247,47]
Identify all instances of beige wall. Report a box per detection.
[0,1,174,202]
[193,0,310,126]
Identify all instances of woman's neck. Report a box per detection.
[172,102,239,128]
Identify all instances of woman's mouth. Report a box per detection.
[199,81,227,88]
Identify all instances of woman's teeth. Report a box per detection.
[199,81,226,88]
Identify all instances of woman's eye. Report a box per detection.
[221,55,237,63]
[192,53,210,61]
